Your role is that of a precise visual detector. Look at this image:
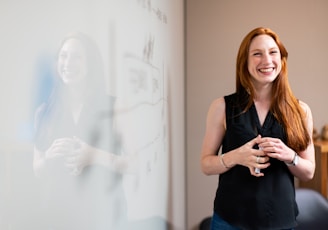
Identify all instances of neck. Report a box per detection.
[253,85,272,102]
[66,82,86,102]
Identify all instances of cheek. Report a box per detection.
[56,61,62,75]
[248,61,257,73]
[275,60,282,72]
[248,57,259,68]
[79,61,88,76]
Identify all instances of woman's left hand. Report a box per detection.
[258,137,295,163]
[65,136,93,176]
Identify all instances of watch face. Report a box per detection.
[294,154,299,165]
[285,153,299,166]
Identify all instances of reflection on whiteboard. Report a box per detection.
[0,0,172,229]
[33,32,128,229]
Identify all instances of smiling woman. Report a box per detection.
[200,27,315,230]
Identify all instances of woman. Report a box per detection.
[33,32,130,229]
[200,27,315,230]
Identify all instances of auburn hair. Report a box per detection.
[236,27,310,152]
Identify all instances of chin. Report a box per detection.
[61,75,78,84]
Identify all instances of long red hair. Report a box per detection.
[236,27,310,152]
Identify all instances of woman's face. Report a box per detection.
[247,34,282,86]
[57,38,87,85]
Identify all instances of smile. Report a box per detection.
[258,67,274,73]
[61,69,78,75]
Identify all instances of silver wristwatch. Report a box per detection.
[285,152,299,166]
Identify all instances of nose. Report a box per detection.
[64,54,73,66]
[63,55,79,70]
[262,52,272,64]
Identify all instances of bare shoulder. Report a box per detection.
[298,100,314,134]
[206,97,226,130]
[208,97,225,116]
[298,100,312,116]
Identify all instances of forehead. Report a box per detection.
[60,38,86,54]
[249,34,278,51]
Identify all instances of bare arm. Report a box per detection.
[259,101,315,181]
[284,101,315,181]
[65,137,138,175]
[34,138,137,177]
[200,98,269,176]
[200,98,227,175]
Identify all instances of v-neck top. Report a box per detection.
[214,93,298,230]
[34,95,127,229]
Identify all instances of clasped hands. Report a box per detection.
[45,136,92,176]
[237,135,295,177]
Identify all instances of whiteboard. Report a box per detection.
[0,0,185,229]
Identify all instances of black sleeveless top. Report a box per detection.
[214,93,298,230]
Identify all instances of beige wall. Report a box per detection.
[186,0,328,229]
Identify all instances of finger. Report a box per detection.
[55,138,78,150]
[65,159,78,169]
[248,135,262,147]
[251,162,271,176]
[46,151,65,159]
[254,149,267,157]
[257,156,270,163]
[255,162,271,170]
[66,155,81,169]
[51,147,73,156]
[254,135,262,143]
[72,136,83,148]
[258,141,278,151]
[261,144,282,155]
[259,137,279,142]
[72,136,81,142]
[53,138,75,145]
[259,138,282,148]
[68,150,80,156]
[266,152,280,159]
[250,167,264,177]
[70,167,82,176]
[46,146,67,157]
[52,144,72,152]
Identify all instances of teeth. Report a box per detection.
[259,68,273,73]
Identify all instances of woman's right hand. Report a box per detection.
[45,138,76,160]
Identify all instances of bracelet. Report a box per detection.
[220,154,230,169]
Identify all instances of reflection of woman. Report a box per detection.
[33,32,128,229]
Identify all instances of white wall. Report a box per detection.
[0,0,185,229]
[186,0,328,229]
